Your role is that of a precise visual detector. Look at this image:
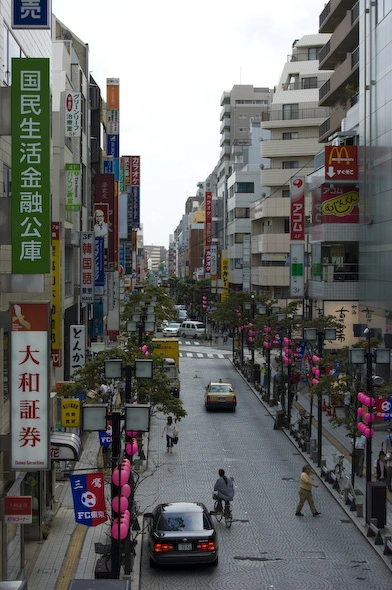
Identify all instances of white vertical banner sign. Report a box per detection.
[69,325,86,376]
[290,243,305,298]
[10,302,50,470]
[65,92,81,137]
[106,271,120,337]
[210,245,217,277]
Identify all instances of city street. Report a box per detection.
[138,353,392,590]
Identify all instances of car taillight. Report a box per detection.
[196,541,216,551]
[207,396,211,402]
[233,396,237,403]
[154,543,174,553]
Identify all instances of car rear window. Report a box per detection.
[210,384,232,392]
[157,512,205,531]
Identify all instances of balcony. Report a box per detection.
[220,131,231,146]
[319,0,358,34]
[319,48,359,106]
[261,106,331,129]
[319,5,359,70]
[261,137,323,159]
[220,117,230,133]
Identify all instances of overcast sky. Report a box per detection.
[52,0,325,247]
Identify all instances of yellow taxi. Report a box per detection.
[204,381,237,412]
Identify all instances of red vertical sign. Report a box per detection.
[95,174,115,270]
[290,177,305,241]
[205,191,212,247]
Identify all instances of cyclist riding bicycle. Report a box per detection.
[213,468,234,514]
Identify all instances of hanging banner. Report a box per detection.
[290,243,305,298]
[205,191,212,246]
[65,92,81,137]
[81,232,95,303]
[69,325,86,377]
[10,302,50,470]
[12,0,51,29]
[290,176,305,241]
[65,164,81,211]
[51,222,62,367]
[375,397,392,422]
[11,58,51,273]
[70,472,107,526]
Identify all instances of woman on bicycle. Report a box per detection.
[214,468,234,513]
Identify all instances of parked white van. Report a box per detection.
[180,320,205,339]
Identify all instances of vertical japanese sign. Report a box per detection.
[290,243,305,298]
[129,155,141,229]
[205,191,212,246]
[69,325,86,376]
[61,398,81,428]
[95,175,115,270]
[51,223,62,367]
[290,176,305,241]
[204,248,211,275]
[70,472,107,526]
[94,236,105,296]
[4,497,32,524]
[11,58,51,274]
[81,232,94,303]
[65,92,81,137]
[12,0,51,29]
[221,256,229,301]
[65,164,81,211]
[10,302,50,470]
[210,245,217,278]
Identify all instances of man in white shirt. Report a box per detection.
[343,390,351,418]
[352,434,366,477]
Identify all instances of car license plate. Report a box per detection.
[178,543,192,551]
[218,396,226,401]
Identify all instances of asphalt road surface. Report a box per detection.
[137,354,392,590]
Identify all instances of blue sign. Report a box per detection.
[99,431,112,447]
[107,135,119,158]
[94,237,105,288]
[103,159,113,174]
[12,0,51,29]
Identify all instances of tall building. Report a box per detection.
[251,35,332,301]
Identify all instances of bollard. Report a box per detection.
[356,503,363,518]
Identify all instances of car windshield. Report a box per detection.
[210,384,232,392]
[167,323,180,329]
[157,512,206,531]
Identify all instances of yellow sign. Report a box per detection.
[321,190,359,217]
[221,257,229,301]
[61,399,80,428]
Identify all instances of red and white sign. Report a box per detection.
[11,302,50,470]
[290,176,305,241]
[131,156,140,187]
[4,496,32,523]
[325,145,358,180]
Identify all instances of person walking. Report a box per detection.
[214,468,234,513]
[385,427,392,453]
[374,450,387,481]
[296,465,321,516]
[385,450,392,492]
[343,389,351,418]
[352,434,366,477]
[161,415,176,453]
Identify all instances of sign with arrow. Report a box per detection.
[325,145,358,180]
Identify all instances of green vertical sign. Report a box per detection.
[11,58,51,273]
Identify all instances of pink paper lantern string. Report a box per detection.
[312,355,321,363]
[111,519,129,540]
[126,438,138,456]
[357,407,363,417]
[126,431,138,437]
[121,484,131,498]
[112,495,129,514]
[112,465,131,486]
[311,378,319,386]
[364,413,375,424]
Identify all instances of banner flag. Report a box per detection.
[70,472,107,526]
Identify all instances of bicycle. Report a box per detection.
[333,453,346,480]
[213,494,233,528]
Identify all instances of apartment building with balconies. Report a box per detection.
[251,35,332,300]
[318,0,359,143]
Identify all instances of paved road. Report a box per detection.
[138,356,392,590]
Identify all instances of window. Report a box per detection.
[2,164,11,197]
[301,77,318,89]
[235,182,254,193]
[308,47,322,60]
[282,189,290,198]
[235,233,244,244]
[3,25,25,85]
[235,207,250,218]
[284,218,290,233]
[282,161,299,169]
[282,132,299,140]
[283,104,299,120]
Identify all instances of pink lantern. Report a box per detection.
[358,422,366,434]
[111,520,129,540]
[314,369,320,378]
[141,345,147,353]
[126,439,139,456]
[311,378,319,386]
[312,355,320,363]
[357,407,363,417]
[126,431,138,437]
[311,367,317,375]
[122,510,131,521]
[145,351,149,356]
[112,495,129,514]
[264,326,271,333]
[121,458,131,470]
[112,465,130,487]
[357,392,366,404]
[364,413,375,424]
[121,484,131,498]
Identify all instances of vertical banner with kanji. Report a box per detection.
[290,176,305,241]
[51,222,62,367]
[10,302,50,470]
[70,472,107,526]
[11,58,51,273]
[69,325,86,376]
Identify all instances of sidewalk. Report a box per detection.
[241,352,392,574]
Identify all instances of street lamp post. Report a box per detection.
[83,358,152,579]
[244,296,256,383]
[304,327,336,467]
[259,305,281,404]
